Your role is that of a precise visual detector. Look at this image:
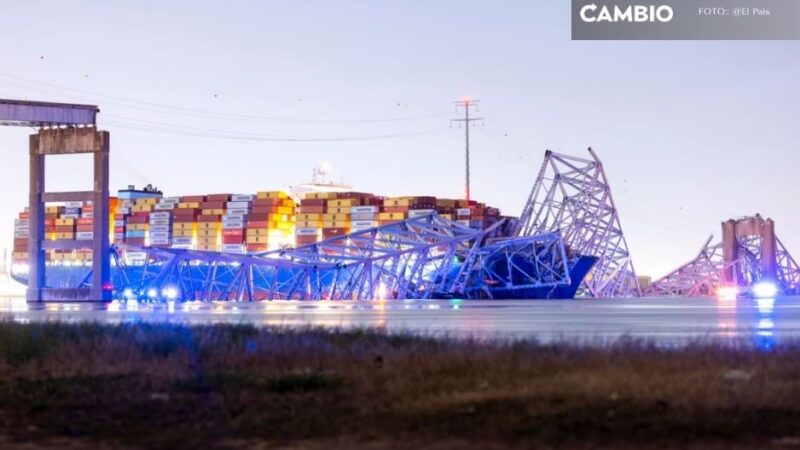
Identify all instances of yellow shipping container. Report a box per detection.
[172,223,194,231]
[178,202,199,209]
[201,209,224,215]
[56,232,75,240]
[256,191,288,200]
[246,235,270,244]
[246,229,270,237]
[196,244,218,251]
[296,213,322,221]
[379,212,407,220]
[132,204,154,212]
[325,207,350,214]
[173,229,194,237]
[322,213,348,222]
[269,221,293,230]
[440,214,454,220]
[295,220,321,228]
[127,223,149,231]
[197,222,221,230]
[197,229,219,238]
[55,218,75,226]
[45,206,63,214]
[45,232,56,240]
[135,198,159,206]
[304,192,335,200]
[322,220,351,228]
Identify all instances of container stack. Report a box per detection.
[12,209,29,265]
[379,196,436,226]
[295,193,328,246]
[173,195,203,250]
[221,194,252,254]
[249,191,295,252]
[195,193,229,252]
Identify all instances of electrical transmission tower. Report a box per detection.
[451,99,483,203]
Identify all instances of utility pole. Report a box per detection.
[451,99,483,203]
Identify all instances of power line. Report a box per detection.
[451,99,483,202]
[0,72,445,125]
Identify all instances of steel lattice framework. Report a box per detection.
[459,233,571,299]
[648,234,800,297]
[61,213,578,301]
[514,148,640,297]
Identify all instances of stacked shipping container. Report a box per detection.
[9,187,501,268]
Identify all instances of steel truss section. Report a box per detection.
[459,233,571,299]
[112,214,491,301]
[648,234,800,297]
[514,148,640,297]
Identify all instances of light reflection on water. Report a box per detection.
[1,296,800,346]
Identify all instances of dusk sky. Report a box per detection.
[0,0,797,278]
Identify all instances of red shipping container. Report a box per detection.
[19,212,29,219]
[45,213,59,220]
[114,214,128,220]
[173,215,197,223]
[77,218,93,226]
[114,226,125,233]
[179,195,204,203]
[206,194,232,202]
[126,238,146,246]
[127,215,148,224]
[247,220,269,229]
[173,208,199,216]
[383,206,409,214]
[246,243,269,252]
[222,235,243,244]
[299,198,325,207]
[43,219,55,226]
[254,198,283,207]
[251,206,280,215]
[222,229,244,237]
[322,227,348,237]
[56,225,75,232]
[198,214,221,223]
[201,201,226,210]
[296,206,325,214]
[76,225,93,232]
[45,226,56,233]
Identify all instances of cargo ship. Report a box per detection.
[9,179,596,299]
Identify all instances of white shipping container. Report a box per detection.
[150,219,171,226]
[456,208,471,217]
[221,244,245,253]
[350,205,380,214]
[14,225,29,232]
[222,221,244,229]
[222,214,246,222]
[231,194,254,202]
[456,220,471,226]
[226,208,249,216]
[295,227,318,236]
[171,244,193,250]
[14,219,29,226]
[14,231,29,238]
[118,207,131,214]
[81,212,94,219]
[150,225,171,233]
[408,209,435,218]
[161,197,180,204]
[113,220,125,227]
[351,220,379,229]
[65,201,84,208]
[150,212,171,219]
[154,203,175,210]
[150,239,171,245]
[350,213,376,221]
[76,232,94,240]
[61,214,79,219]
[172,237,193,245]
[113,233,124,241]
[150,231,170,239]
[226,201,251,209]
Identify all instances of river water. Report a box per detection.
[1,296,798,347]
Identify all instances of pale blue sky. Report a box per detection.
[0,1,797,277]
